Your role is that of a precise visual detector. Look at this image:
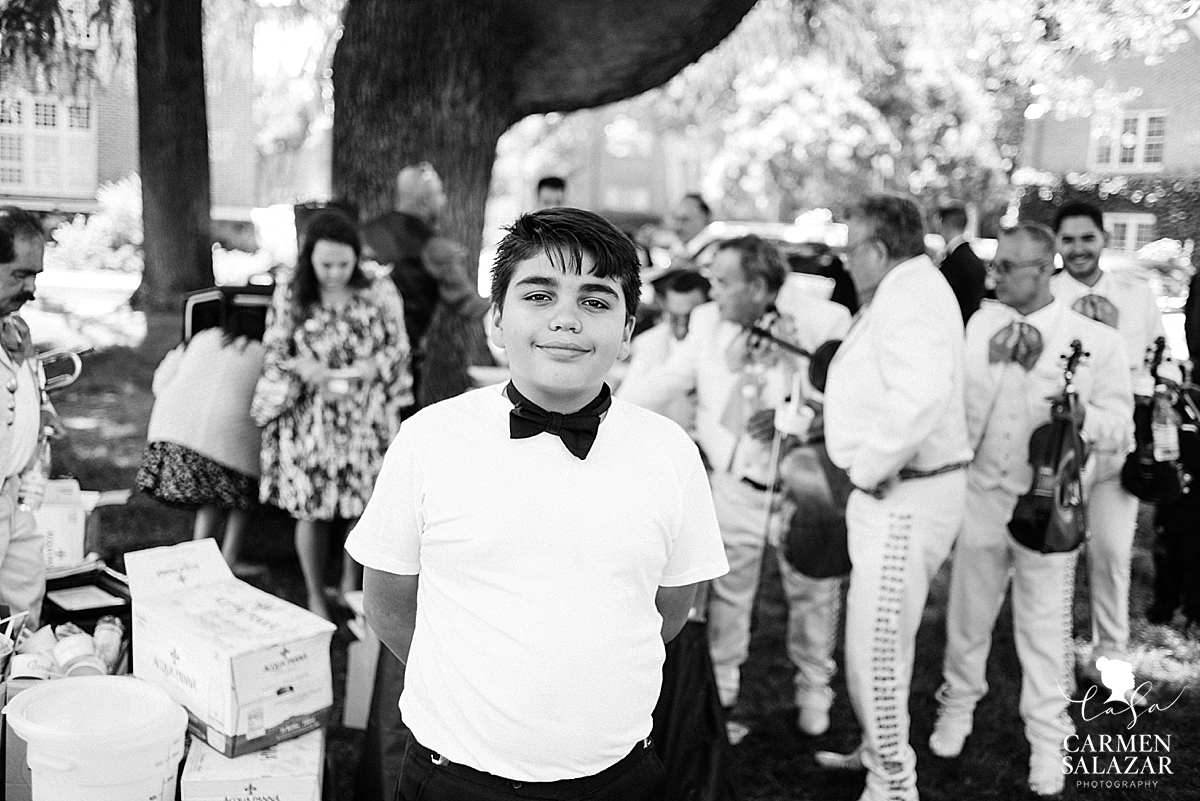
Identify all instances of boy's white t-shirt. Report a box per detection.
[345,384,727,782]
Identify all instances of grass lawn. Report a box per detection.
[51,310,1199,801]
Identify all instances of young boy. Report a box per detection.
[346,207,729,801]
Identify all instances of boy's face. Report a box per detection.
[490,249,633,412]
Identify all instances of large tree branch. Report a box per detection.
[506,0,760,119]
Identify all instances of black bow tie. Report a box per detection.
[507,382,611,460]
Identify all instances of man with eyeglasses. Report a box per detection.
[1049,201,1164,702]
[0,206,52,629]
[817,193,971,801]
[929,222,1131,797]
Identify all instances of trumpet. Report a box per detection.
[36,346,92,392]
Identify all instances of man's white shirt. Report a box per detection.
[617,297,851,473]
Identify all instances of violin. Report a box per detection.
[1121,336,1188,502]
[1009,339,1089,554]
[745,320,841,393]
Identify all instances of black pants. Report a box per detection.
[395,735,665,801]
[1150,500,1200,624]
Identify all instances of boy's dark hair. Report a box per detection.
[715,235,788,294]
[0,206,45,263]
[292,210,370,317]
[1053,201,1105,233]
[937,205,968,232]
[537,176,566,193]
[845,193,926,262]
[491,207,641,319]
[666,269,711,298]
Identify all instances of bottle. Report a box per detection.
[1151,384,1180,463]
[17,432,51,512]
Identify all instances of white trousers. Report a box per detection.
[938,483,1077,757]
[844,471,965,801]
[0,475,44,629]
[1084,454,1139,661]
[707,471,842,711]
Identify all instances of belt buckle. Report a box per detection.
[430,751,450,767]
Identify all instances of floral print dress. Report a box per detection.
[253,277,413,521]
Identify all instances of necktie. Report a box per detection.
[1072,294,1120,328]
[507,382,611,460]
[0,315,34,366]
[988,320,1043,371]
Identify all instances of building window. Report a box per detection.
[1104,212,1156,253]
[1090,111,1166,172]
[33,102,57,128]
[0,99,21,126]
[0,90,97,196]
[0,134,23,185]
[68,104,91,130]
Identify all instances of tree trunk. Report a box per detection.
[331,0,757,405]
[332,1,513,405]
[134,0,213,310]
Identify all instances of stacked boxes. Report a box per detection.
[181,729,325,801]
[126,539,336,757]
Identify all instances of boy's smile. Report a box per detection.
[491,250,633,413]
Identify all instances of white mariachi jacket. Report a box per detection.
[617,296,850,476]
[824,255,973,492]
[1049,269,1166,381]
[0,336,42,482]
[964,299,1134,496]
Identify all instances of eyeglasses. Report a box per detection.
[844,238,878,257]
[988,258,1048,277]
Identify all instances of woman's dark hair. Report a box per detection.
[292,210,369,318]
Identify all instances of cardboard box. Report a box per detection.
[36,481,131,569]
[182,729,324,801]
[126,539,336,757]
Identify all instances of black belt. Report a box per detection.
[852,461,970,498]
[408,736,653,798]
[897,460,970,481]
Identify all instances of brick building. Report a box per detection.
[1019,14,1200,254]
[0,5,257,226]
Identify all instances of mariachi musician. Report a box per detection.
[618,234,850,737]
[1050,201,1164,693]
[929,223,1132,798]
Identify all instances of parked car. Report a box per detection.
[687,221,859,314]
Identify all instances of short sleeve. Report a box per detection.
[344,424,423,575]
[660,455,728,587]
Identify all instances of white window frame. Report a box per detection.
[1089,110,1167,173]
[0,90,98,197]
[1103,212,1157,253]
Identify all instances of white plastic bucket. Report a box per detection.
[4,675,188,801]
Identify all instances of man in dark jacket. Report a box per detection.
[360,162,489,404]
[935,205,988,324]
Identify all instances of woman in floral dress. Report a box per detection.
[252,211,413,619]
